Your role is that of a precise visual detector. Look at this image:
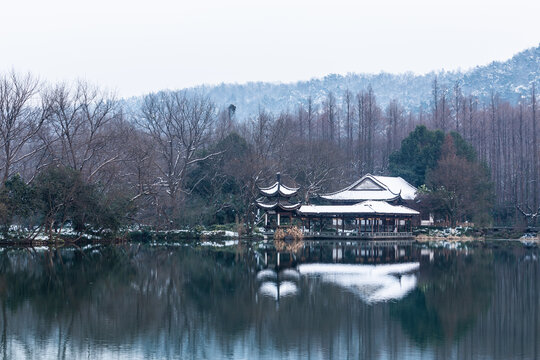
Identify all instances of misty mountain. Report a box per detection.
[124,44,539,119]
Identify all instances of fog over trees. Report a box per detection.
[0,70,538,231]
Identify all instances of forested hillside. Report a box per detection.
[122,44,540,120]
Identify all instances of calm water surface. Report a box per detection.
[0,241,538,359]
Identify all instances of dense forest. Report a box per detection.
[0,71,538,235]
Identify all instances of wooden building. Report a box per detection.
[257,173,419,239]
[297,200,419,239]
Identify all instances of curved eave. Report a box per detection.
[260,189,299,197]
[297,201,419,217]
[298,211,418,217]
[256,201,301,211]
[258,182,299,197]
[319,193,400,203]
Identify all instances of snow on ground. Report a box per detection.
[201,230,239,237]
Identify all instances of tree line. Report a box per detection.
[0,71,538,235]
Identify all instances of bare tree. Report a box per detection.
[453,81,462,132]
[344,89,354,161]
[364,86,378,172]
[532,83,538,211]
[322,92,337,142]
[386,99,402,153]
[307,96,314,145]
[138,91,218,224]
[45,81,121,183]
[0,72,49,183]
[432,77,439,128]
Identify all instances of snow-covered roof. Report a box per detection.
[259,182,299,197]
[256,199,301,211]
[320,174,416,203]
[297,200,419,216]
[372,176,417,200]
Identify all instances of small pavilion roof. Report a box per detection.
[259,182,299,197]
[320,174,416,203]
[256,199,301,211]
[297,200,419,217]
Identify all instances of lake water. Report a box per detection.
[0,241,538,359]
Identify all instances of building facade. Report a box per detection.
[257,173,419,239]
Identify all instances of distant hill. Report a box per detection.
[124,44,540,119]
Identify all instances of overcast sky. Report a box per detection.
[1,0,538,98]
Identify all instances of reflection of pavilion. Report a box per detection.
[298,262,418,303]
[256,243,420,304]
[256,262,418,304]
[256,268,300,302]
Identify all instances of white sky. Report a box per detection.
[1,0,539,98]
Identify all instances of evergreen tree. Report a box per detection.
[389,125,445,186]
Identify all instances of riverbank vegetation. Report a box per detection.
[0,71,538,240]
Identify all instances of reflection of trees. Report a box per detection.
[391,250,494,345]
[0,245,416,358]
[0,246,136,315]
[0,246,139,358]
[0,245,537,359]
[0,246,261,358]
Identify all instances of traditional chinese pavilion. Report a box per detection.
[256,173,301,228]
[257,173,419,239]
[297,174,419,238]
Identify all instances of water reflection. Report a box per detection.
[0,242,537,359]
[298,263,419,303]
[391,248,495,346]
[257,268,300,301]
